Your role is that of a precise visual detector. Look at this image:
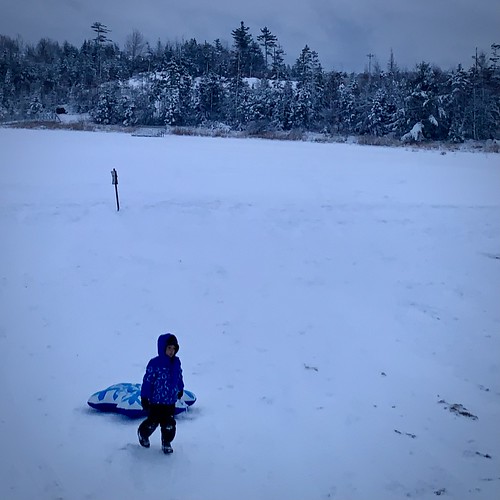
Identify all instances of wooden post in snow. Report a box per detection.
[111,168,120,211]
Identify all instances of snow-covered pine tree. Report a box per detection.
[321,71,344,134]
[246,77,276,132]
[290,84,313,130]
[403,62,449,140]
[469,50,500,140]
[164,61,184,126]
[337,80,358,135]
[150,59,194,126]
[257,27,278,75]
[269,79,293,131]
[91,83,119,124]
[292,46,325,130]
[196,71,226,123]
[213,39,231,77]
[226,71,252,127]
[119,94,136,126]
[366,88,394,136]
[231,21,253,79]
[446,65,472,142]
[270,45,287,81]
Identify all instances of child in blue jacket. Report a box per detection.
[138,333,184,454]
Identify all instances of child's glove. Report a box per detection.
[141,397,150,410]
[177,390,183,400]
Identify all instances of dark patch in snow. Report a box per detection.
[304,364,319,372]
[394,429,416,439]
[475,451,492,459]
[483,252,500,261]
[438,400,478,420]
[409,301,442,320]
[434,488,446,495]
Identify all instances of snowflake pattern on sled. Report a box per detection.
[87,382,196,418]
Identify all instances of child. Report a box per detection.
[138,333,184,454]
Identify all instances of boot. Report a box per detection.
[138,428,150,448]
[161,422,175,454]
[162,441,173,454]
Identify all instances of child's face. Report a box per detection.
[165,345,176,358]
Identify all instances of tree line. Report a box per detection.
[1,22,499,142]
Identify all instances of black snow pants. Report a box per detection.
[138,404,176,444]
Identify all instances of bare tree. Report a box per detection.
[125,30,146,60]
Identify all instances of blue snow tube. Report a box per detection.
[87,383,196,418]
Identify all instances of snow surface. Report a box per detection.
[0,128,499,500]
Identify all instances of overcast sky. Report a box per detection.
[1,0,499,72]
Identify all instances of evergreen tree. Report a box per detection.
[291,84,313,129]
[1,67,16,115]
[337,79,358,134]
[92,82,119,124]
[213,39,231,77]
[470,50,500,139]
[226,72,252,126]
[130,84,156,125]
[490,43,500,72]
[292,45,314,82]
[257,27,278,72]
[403,62,448,140]
[292,46,325,130]
[446,65,472,142]
[366,88,394,136]
[91,22,112,85]
[322,71,344,133]
[58,41,79,92]
[387,48,399,76]
[196,71,226,122]
[246,77,276,131]
[231,22,251,53]
[231,21,251,78]
[91,22,111,45]
[269,80,293,130]
[120,95,135,126]
[231,22,263,77]
[490,43,500,138]
[270,45,287,81]
[247,41,266,78]
[151,59,194,126]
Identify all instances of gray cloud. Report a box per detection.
[1,0,498,72]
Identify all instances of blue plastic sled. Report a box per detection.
[87,382,196,418]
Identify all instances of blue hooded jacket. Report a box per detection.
[141,333,184,405]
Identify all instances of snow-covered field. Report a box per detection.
[1,128,499,500]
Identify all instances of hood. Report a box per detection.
[157,333,179,356]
